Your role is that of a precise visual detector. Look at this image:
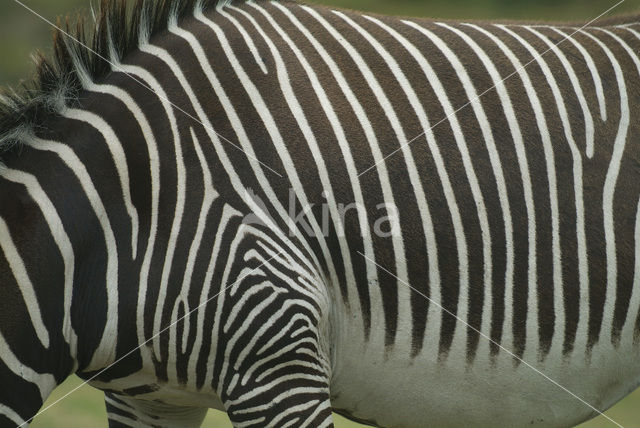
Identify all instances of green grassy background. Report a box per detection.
[27,375,640,427]
[2,0,640,427]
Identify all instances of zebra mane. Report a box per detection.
[0,0,235,156]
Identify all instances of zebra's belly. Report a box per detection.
[330,333,640,427]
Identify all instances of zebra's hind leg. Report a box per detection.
[104,393,207,427]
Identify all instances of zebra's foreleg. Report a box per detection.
[104,393,207,428]
[221,340,334,428]
[214,256,334,427]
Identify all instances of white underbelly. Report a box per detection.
[330,334,640,428]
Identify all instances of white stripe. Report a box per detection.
[227,379,326,405]
[227,373,240,395]
[104,396,131,414]
[169,129,218,367]
[411,20,513,359]
[493,23,563,359]
[251,239,325,303]
[256,323,317,357]
[193,9,342,302]
[316,414,333,428]
[599,28,640,344]
[102,413,138,427]
[404,19,494,358]
[268,0,384,348]
[233,417,267,427]
[436,21,536,362]
[151,81,187,362]
[0,403,26,426]
[299,400,330,428]
[0,331,56,402]
[622,199,640,343]
[511,25,589,358]
[152,21,325,283]
[215,3,268,74]
[524,26,596,158]
[223,281,286,333]
[579,29,630,345]
[62,107,139,258]
[226,2,361,319]
[462,22,561,359]
[104,63,161,370]
[338,12,443,358]
[194,205,243,391]
[25,137,118,368]
[363,17,468,357]
[551,27,608,123]
[269,400,319,428]
[0,168,77,351]
[594,29,640,85]
[0,217,50,348]
[252,342,324,383]
[138,35,327,388]
[281,418,300,428]
[624,26,640,41]
[301,4,410,352]
[255,359,324,385]
[74,80,162,264]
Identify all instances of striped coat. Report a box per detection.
[0,1,639,427]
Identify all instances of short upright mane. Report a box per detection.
[0,0,229,155]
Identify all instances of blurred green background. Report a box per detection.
[2,0,640,427]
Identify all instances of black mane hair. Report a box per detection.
[0,0,229,154]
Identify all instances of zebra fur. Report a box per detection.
[1,0,640,427]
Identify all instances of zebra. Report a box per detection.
[1,0,639,426]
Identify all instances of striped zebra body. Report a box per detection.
[0,1,639,427]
